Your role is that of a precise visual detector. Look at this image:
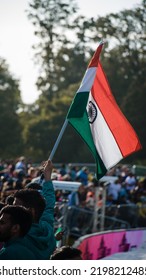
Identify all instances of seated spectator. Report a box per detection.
[13,160,56,259]
[0,205,35,259]
[50,246,82,260]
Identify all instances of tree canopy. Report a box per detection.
[0,0,145,164]
[0,58,23,158]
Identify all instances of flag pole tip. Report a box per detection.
[99,39,107,46]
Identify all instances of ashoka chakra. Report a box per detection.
[88,101,97,124]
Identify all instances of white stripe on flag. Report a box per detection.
[87,92,123,169]
[77,67,96,93]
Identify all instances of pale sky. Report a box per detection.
[0,0,141,104]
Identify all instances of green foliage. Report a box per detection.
[1,0,146,165]
[27,0,79,98]
[0,58,24,158]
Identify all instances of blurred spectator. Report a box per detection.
[76,166,89,186]
[50,246,82,260]
[85,191,95,209]
[51,169,59,180]
[0,178,15,202]
[118,182,129,202]
[107,177,122,203]
[59,164,67,177]
[67,164,77,181]
[27,166,37,180]
[106,194,116,207]
[68,184,86,207]
[15,156,26,176]
[125,172,137,193]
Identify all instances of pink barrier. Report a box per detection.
[75,229,145,260]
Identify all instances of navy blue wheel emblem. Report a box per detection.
[88,101,97,124]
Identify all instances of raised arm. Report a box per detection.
[40,160,56,226]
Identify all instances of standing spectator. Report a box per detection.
[107,177,122,203]
[125,172,137,194]
[13,160,56,259]
[67,164,77,181]
[0,205,35,259]
[15,156,26,176]
[76,166,89,186]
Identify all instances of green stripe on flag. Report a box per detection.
[68,110,107,180]
[67,92,89,118]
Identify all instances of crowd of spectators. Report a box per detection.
[0,157,146,259]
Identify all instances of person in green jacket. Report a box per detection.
[13,159,56,259]
[0,205,35,259]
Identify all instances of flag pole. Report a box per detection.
[39,119,68,183]
[49,41,105,162]
[49,119,68,160]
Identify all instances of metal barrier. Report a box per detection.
[104,204,139,228]
[55,202,146,246]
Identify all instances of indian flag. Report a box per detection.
[67,42,142,179]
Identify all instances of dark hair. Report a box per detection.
[0,205,32,237]
[5,195,14,205]
[50,246,82,260]
[13,189,46,222]
[26,182,42,190]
